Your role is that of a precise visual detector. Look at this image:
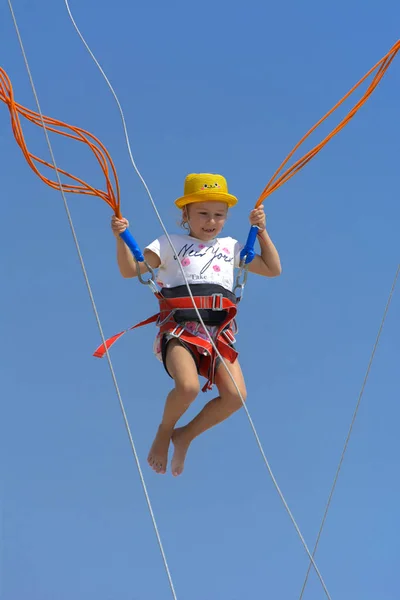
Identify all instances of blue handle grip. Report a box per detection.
[240,225,259,264]
[120,228,144,262]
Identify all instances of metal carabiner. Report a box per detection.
[233,258,249,300]
[136,258,159,294]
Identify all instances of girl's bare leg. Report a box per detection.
[148,339,199,474]
[171,359,247,476]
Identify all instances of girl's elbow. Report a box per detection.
[120,267,137,278]
[268,264,282,277]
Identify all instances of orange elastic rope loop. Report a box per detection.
[0,67,122,218]
[256,40,400,207]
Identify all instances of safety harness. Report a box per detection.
[93,285,239,392]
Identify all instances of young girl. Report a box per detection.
[111,173,281,476]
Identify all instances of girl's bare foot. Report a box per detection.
[147,425,172,474]
[171,427,192,477]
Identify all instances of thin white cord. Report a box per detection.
[7,3,178,599]
[63,3,332,597]
[299,263,399,599]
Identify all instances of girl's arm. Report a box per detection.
[245,206,282,277]
[112,216,161,278]
[247,229,281,277]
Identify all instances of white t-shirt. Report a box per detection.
[145,234,243,292]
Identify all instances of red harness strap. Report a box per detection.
[93,292,238,391]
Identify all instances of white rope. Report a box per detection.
[6,3,178,599]
[299,263,399,599]
[62,2,332,597]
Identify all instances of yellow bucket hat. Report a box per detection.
[175,173,238,209]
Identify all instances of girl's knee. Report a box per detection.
[175,379,200,402]
[225,385,247,412]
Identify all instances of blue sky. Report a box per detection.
[1,0,399,599]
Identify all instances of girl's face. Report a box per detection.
[184,201,228,241]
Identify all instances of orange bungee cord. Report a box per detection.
[256,39,400,206]
[0,66,152,262]
[238,39,400,261]
[0,66,121,217]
